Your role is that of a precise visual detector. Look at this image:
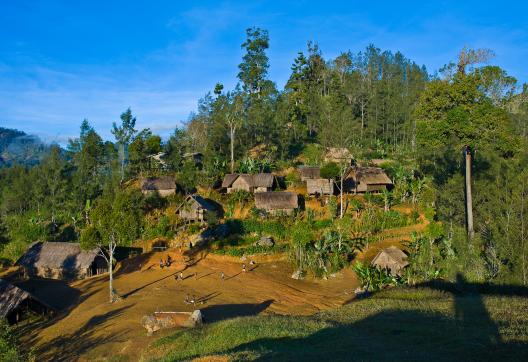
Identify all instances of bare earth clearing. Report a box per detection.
[19,251,360,361]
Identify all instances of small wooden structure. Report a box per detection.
[254,192,298,215]
[324,147,353,165]
[0,279,54,324]
[183,152,203,167]
[222,173,275,193]
[299,166,320,181]
[16,242,107,280]
[140,176,178,197]
[351,167,393,193]
[176,195,217,222]
[371,246,409,276]
[306,178,334,196]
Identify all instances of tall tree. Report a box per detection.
[111,108,137,182]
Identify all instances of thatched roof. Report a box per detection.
[254,192,298,210]
[355,167,392,185]
[222,174,239,188]
[0,279,50,318]
[16,242,100,272]
[141,176,176,191]
[325,147,353,163]
[0,279,32,317]
[371,246,409,275]
[222,173,274,188]
[299,166,320,180]
[177,195,215,212]
[252,173,274,188]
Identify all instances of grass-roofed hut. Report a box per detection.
[16,242,107,280]
[254,191,299,215]
[0,279,54,324]
[222,173,275,193]
[299,166,320,181]
[371,246,409,276]
[351,167,393,193]
[140,176,179,197]
[306,178,334,196]
[176,195,218,222]
[324,147,353,165]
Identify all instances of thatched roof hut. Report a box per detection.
[299,166,320,181]
[306,178,334,195]
[371,246,409,276]
[352,167,392,193]
[176,195,217,222]
[254,192,298,215]
[222,174,239,188]
[223,173,275,193]
[16,242,107,280]
[141,176,178,197]
[324,147,353,165]
[0,279,53,324]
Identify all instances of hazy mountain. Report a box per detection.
[0,127,50,167]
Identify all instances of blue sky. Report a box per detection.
[1,1,527,144]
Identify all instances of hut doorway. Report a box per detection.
[152,240,168,252]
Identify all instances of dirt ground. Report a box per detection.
[19,250,360,361]
[16,205,427,361]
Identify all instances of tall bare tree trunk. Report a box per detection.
[230,126,235,173]
[465,146,475,240]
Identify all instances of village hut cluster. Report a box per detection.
[299,148,393,197]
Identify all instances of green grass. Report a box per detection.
[144,286,528,361]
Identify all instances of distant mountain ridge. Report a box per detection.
[0,127,50,167]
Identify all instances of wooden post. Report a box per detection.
[465,146,475,240]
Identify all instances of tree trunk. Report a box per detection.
[465,146,475,240]
[230,126,235,173]
[108,237,115,303]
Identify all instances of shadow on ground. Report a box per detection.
[201,299,274,323]
[213,275,528,361]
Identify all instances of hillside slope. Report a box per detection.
[145,285,528,361]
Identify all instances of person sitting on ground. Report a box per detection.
[159,258,164,269]
[166,255,172,267]
[250,260,256,266]
[242,264,247,272]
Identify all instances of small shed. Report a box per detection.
[352,167,393,193]
[223,173,275,193]
[141,176,178,197]
[254,192,298,215]
[306,178,334,196]
[299,166,320,181]
[325,147,353,165]
[371,246,409,276]
[0,279,54,324]
[176,195,217,222]
[16,242,107,280]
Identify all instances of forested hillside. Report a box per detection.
[1,27,528,288]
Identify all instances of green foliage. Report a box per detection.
[142,216,176,240]
[0,319,24,362]
[320,162,340,179]
[353,261,401,291]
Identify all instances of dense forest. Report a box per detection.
[1,27,528,287]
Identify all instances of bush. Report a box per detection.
[353,262,401,291]
[0,319,24,362]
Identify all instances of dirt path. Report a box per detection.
[22,251,359,361]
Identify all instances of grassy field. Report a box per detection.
[144,284,528,361]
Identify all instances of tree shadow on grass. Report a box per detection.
[201,299,274,323]
[211,276,528,361]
